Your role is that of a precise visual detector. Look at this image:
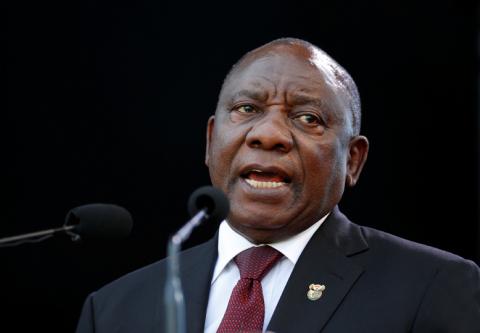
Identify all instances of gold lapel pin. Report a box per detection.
[307,283,325,301]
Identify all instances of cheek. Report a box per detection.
[208,141,229,184]
[302,142,347,195]
[208,125,245,185]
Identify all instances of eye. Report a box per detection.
[236,105,256,114]
[296,113,322,125]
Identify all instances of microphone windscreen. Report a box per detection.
[187,186,230,225]
[65,204,133,238]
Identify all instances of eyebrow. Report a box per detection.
[288,93,325,110]
[227,89,329,113]
[230,89,269,103]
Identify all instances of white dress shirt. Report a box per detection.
[204,214,329,333]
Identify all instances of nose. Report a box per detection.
[245,111,293,153]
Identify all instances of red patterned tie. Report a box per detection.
[217,246,283,333]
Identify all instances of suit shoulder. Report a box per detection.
[93,238,216,302]
[358,224,478,269]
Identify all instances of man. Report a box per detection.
[76,38,480,332]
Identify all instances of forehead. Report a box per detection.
[220,46,348,107]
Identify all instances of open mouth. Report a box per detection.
[240,167,292,189]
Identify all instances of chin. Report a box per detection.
[236,225,292,244]
[228,210,293,242]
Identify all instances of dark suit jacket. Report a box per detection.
[76,207,480,332]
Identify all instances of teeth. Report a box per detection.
[245,178,285,189]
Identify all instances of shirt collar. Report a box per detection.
[212,213,329,283]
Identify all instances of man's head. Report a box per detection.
[205,38,369,244]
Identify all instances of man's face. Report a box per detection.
[206,45,364,243]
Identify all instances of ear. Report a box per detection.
[346,135,369,187]
[205,115,215,167]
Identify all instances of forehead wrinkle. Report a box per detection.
[226,73,278,103]
[287,92,325,110]
[294,75,327,87]
[257,75,276,86]
[249,75,278,98]
[230,88,269,103]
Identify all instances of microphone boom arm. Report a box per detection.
[0,225,76,247]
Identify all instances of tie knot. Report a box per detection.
[234,246,282,280]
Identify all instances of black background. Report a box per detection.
[8,0,479,331]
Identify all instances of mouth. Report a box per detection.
[240,165,292,190]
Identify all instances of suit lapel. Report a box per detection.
[267,207,369,333]
[180,236,218,333]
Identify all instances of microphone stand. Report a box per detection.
[164,208,209,333]
[0,225,77,247]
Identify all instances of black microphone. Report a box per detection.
[187,185,230,226]
[0,203,133,247]
[165,186,229,333]
[65,203,133,239]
